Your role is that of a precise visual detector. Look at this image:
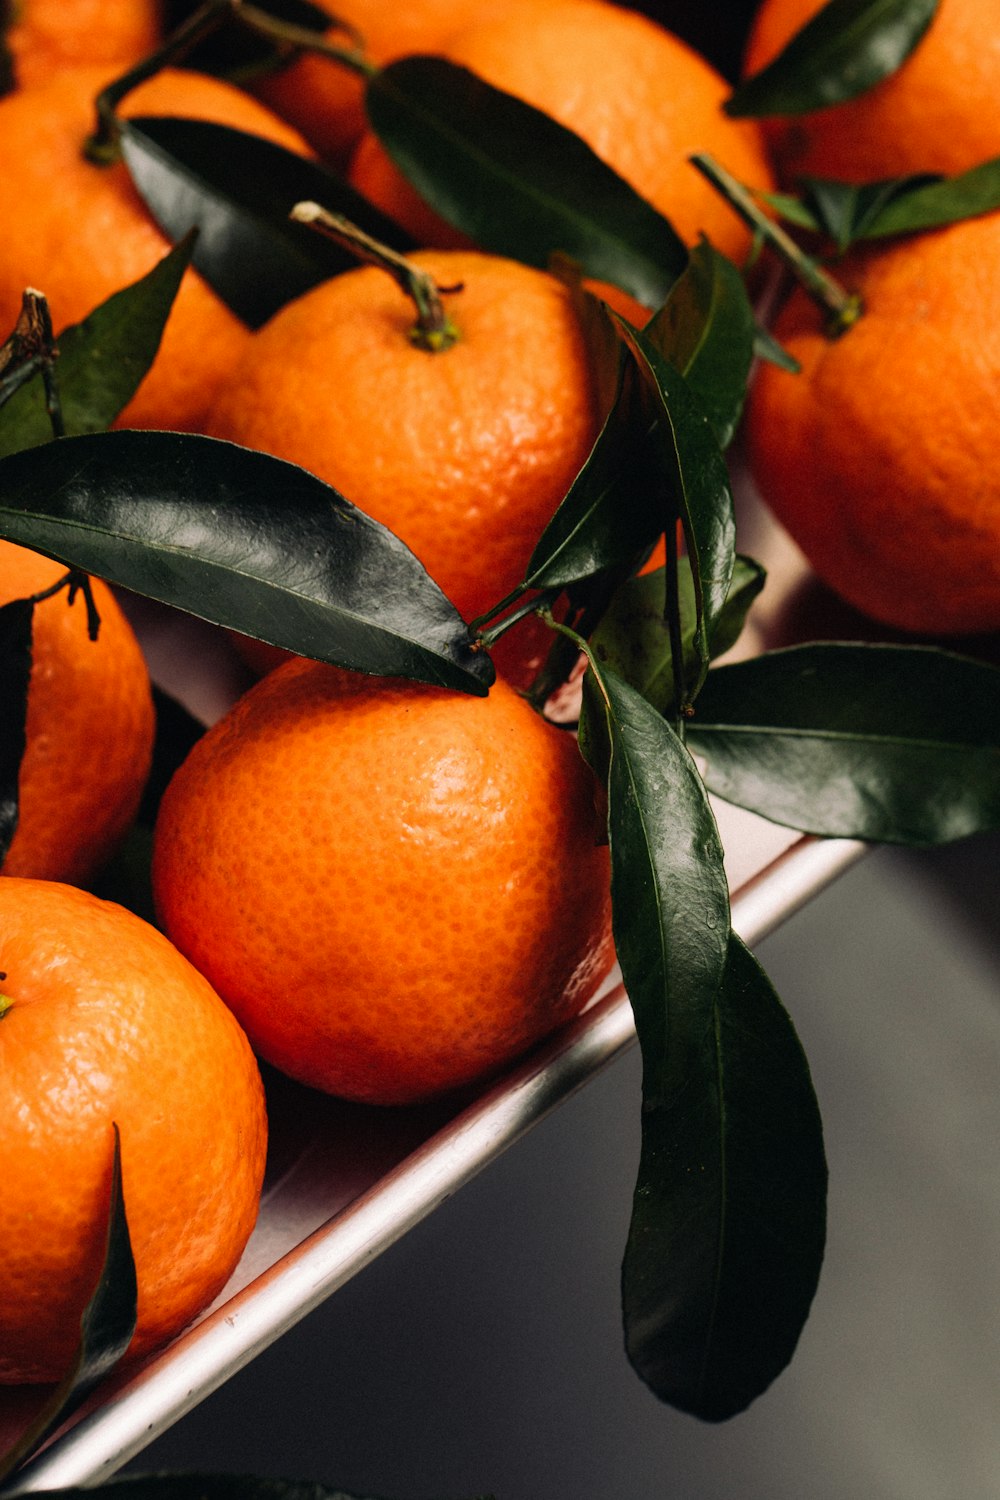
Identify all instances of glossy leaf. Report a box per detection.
[855,155,1000,238]
[589,555,766,717]
[0,1477,494,1500]
[0,597,33,868]
[120,117,414,328]
[365,56,688,310]
[0,1126,136,1486]
[644,239,756,448]
[623,932,827,1420]
[614,321,737,696]
[0,236,194,459]
[688,643,1000,844]
[726,0,940,117]
[0,430,493,695]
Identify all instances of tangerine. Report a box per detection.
[3,0,161,92]
[0,65,311,433]
[347,0,775,310]
[742,0,1000,185]
[745,212,1000,636]
[151,659,614,1105]
[0,876,268,1383]
[202,248,603,687]
[0,539,155,885]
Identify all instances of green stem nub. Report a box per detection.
[291,201,461,352]
[0,993,13,1020]
[691,152,864,339]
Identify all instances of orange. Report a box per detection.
[742,0,1000,185]
[0,65,311,433]
[745,211,1000,636]
[3,0,161,91]
[203,248,603,686]
[250,0,552,168]
[0,539,155,885]
[347,0,775,311]
[151,658,614,1105]
[0,876,267,1383]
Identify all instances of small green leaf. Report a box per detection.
[856,155,1000,238]
[590,555,766,716]
[0,235,195,459]
[0,430,493,695]
[0,1125,137,1486]
[614,321,737,696]
[688,643,1000,844]
[120,117,415,328]
[726,0,940,118]
[753,322,802,373]
[0,596,33,868]
[365,56,688,311]
[644,238,757,448]
[623,933,827,1420]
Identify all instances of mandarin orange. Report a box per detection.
[0,876,267,1383]
[3,0,161,91]
[746,211,1000,635]
[0,539,155,885]
[0,65,310,433]
[151,659,614,1105]
[742,0,1000,185]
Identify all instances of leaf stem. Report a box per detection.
[0,289,63,433]
[237,1,376,79]
[476,586,561,648]
[291,201,462,351]
[690,153,864,338]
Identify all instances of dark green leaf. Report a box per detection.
[801,173,932,249]
[523,352,665,592]
[0,235,195,459]
[644,239,756,448]
[579,663,730,1106]
[726,0,940,117]
[623,932,827,1420]
[365,56,688,310]
[857,155,1000,238]
[688,643,1000,844]
[0,597,33,868]
[0,1125,136,1486]
[120,117,415,328]
[753,322,801,373]
[0,430,493,695]
[3,1476,494,1500]
[614,321,737,695]
[590,555,765,716]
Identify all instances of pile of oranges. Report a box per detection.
[0,0,996,1396]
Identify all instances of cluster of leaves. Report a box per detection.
[1,0,998,1487]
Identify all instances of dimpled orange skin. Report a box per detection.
[746,213,1000,636]
[152,660,615,1105]
[203,250,602,644]
[743,0,1000,185]
[0,540,155,885]
[0,877,268,1384]
[0,66,311,433]
[347,0,774,287]
[4,0,162,90]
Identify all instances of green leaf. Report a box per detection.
[364,56,688,311]
[613,321,737,696]
[0,596,33,868]
[855,155,1000,238]
[590,554,766,717]
[0,1125,137,1486]
[687,642,1000,844]
[726,0,940,117]
[120,117,415,328]
[0,430,493,695]
[623,932,827,1421]
[0,235,195,459]
[643,239,756,448]
[523,351,666,592]
[0,1477,495,1500]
